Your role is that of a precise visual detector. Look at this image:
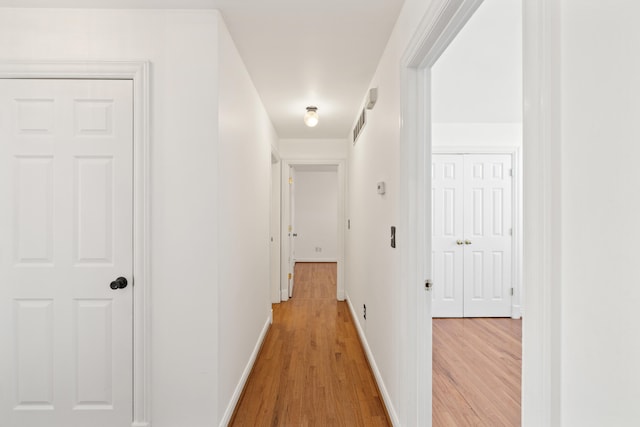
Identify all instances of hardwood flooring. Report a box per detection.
[433,317,522,427]
[229,262,390,426]
[229,262,522,426]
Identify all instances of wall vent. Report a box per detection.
[352,108,367,144]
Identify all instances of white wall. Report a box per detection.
[293,169,338,261]
[279,138,348,159]
[557,1,640,425]
[0,8,275,426]
[432,0,522,148]
[216,14,276,423]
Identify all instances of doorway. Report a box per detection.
[426,0,523,424]
[0,61,151,426]
[397,0,527,422]
[280,160,346,302]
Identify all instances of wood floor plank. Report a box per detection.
[433,317,522,427]
[229,263,390,426]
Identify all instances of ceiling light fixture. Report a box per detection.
[304,106,319,127]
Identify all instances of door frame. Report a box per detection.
[280,159,346,301]
[270,147,282,304]
[0,60,151,427]
[432,147,522,319]
[402,0,558,424]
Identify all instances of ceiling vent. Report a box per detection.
[352,108,367,144]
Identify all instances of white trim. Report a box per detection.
[270,148,282,304]
[281,159,346,302]
[400,1,485,424]
[432,147,523,319]
[293,258,338,263]
[346,294,399,426]
[0,60,152,427]
[522,0,561,424]
[432,145,518,154]
[219,315,272,427]
[512,304,522,319]
[280,289,289,301]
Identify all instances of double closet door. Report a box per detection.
[432,154,513,318]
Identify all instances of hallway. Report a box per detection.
[230,263,390,426]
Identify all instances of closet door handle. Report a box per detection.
[464,240,472,245]
[456,240,464,245]
[110,277,128,290]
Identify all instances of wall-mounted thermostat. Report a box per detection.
[377,181,386,195]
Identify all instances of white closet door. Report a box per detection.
[0,79,133,427]
[463,154,513,317]
[432,155,464,317]
[432,153,513,318]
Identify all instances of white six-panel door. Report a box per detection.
[0,79,133,427]
[432,154,513,317]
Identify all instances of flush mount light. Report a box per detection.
[304,106,319,127]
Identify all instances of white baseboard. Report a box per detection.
[132,423,150,427]
[219,316,272,427]
[294,258,338,263]
[345,294,400,426]
[512,304,522,319]
[280,289,289,301]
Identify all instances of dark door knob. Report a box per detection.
[110,277,128,290]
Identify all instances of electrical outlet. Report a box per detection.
[363,304,367,320]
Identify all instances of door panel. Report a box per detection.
[0,79,133,427]
[432,155,464,317]
[463,154,512,317]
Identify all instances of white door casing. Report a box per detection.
[432,153,514,318]
[270,150,281,304]
[0,79,133,427]
[288,165,296,298]
[280,159,346,302]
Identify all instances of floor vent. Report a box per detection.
[352,108,367,144]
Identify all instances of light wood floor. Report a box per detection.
[433,317,522,426]
[229,262,390,426]
[230,262,522,426]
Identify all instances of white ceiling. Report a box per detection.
[0,0,405,139]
